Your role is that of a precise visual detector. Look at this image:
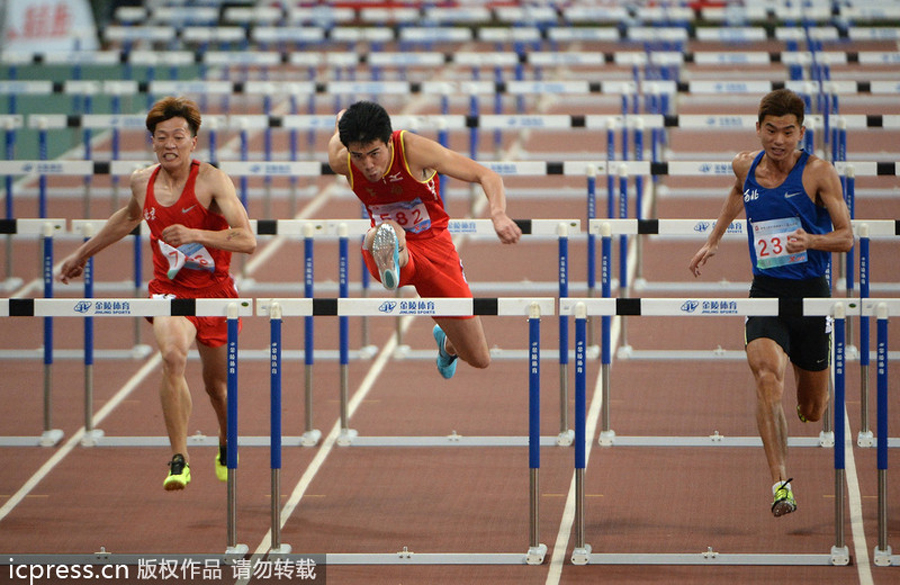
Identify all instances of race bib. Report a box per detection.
[369,198,432,234]
[752,217,807,270]
[159,240,216,279]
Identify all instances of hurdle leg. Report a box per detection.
[268,303,292,557]
[80,224,103,447]
[224,303,248,558]
[598,226,615,445]
[40,223,63,447]
[857,228,873,446]
[337,225,357,446]
[525,302,547,565]
[820,378,835,448]
[830,304,849,565]
[873,304,893,566]
[571,304,593,565]
[557,224,574,445]
[302,355,320,447]
[301,226,321,447]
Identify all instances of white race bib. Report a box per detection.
[752,217,807,270]
[159,240,216,279]
[369,198,432,234]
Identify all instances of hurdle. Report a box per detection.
[591,218,899,442]
[0,219,64,446]
[561,296,858,566]
[0,297,254,557]
[256,296,555,451]
[257,297,551,565]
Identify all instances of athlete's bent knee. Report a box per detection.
[467,353,491,370]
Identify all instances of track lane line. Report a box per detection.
[0,353,161,524]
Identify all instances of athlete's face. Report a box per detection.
[756,114,804,162]
[151,117,197,168]
[347,139,391,182]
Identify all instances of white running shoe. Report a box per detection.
[372,223,400,290]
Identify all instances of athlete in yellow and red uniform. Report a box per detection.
[328,101,521,379]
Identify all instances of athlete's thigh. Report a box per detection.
[153,316,197,355]
[793,364,830,405]
[196,341,229,387]
[746,336,789,384]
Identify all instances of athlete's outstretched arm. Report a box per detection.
[403,132,521,244]
[58,169,147,283]
[689,152,752,277]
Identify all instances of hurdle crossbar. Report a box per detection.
[19,113,900,132]
[10,47,900,69]
[255,297,555,318]
[0,298,253,318]
[5,160,900,178]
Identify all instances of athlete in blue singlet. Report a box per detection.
[689,89,853,517]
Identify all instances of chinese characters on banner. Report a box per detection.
[3,0,99,52]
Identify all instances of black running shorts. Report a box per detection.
[745,274,832,372]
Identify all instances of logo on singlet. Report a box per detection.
[743,188,759,202]
[144,207,156,222]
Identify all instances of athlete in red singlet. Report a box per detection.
[59,97,256,491]
[328,101,521,380]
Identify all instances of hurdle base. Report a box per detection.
[393,344,411,359]
[571,544,593,565]
[873,546,894,567]
[358,344,378,360]
[557,429,575,446]
[224,544,249,561]
[301,429,322,447]
[0,277,24,292]
[598,430,616,447]
[819,431,835,448]
[80,429,105,447]
[525,543,547,566]
[831,546,851,566]
[131,344,154,359]
[857,430,875,448]
[616,345,634,359]
[40,429,64,447]
[325,552,534,565]
[269,544,293,558]
[337,428,358,447]
[586,550,846,566]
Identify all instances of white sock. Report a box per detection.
[773,480,792,495]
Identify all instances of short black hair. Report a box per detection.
[338,101,392,147]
